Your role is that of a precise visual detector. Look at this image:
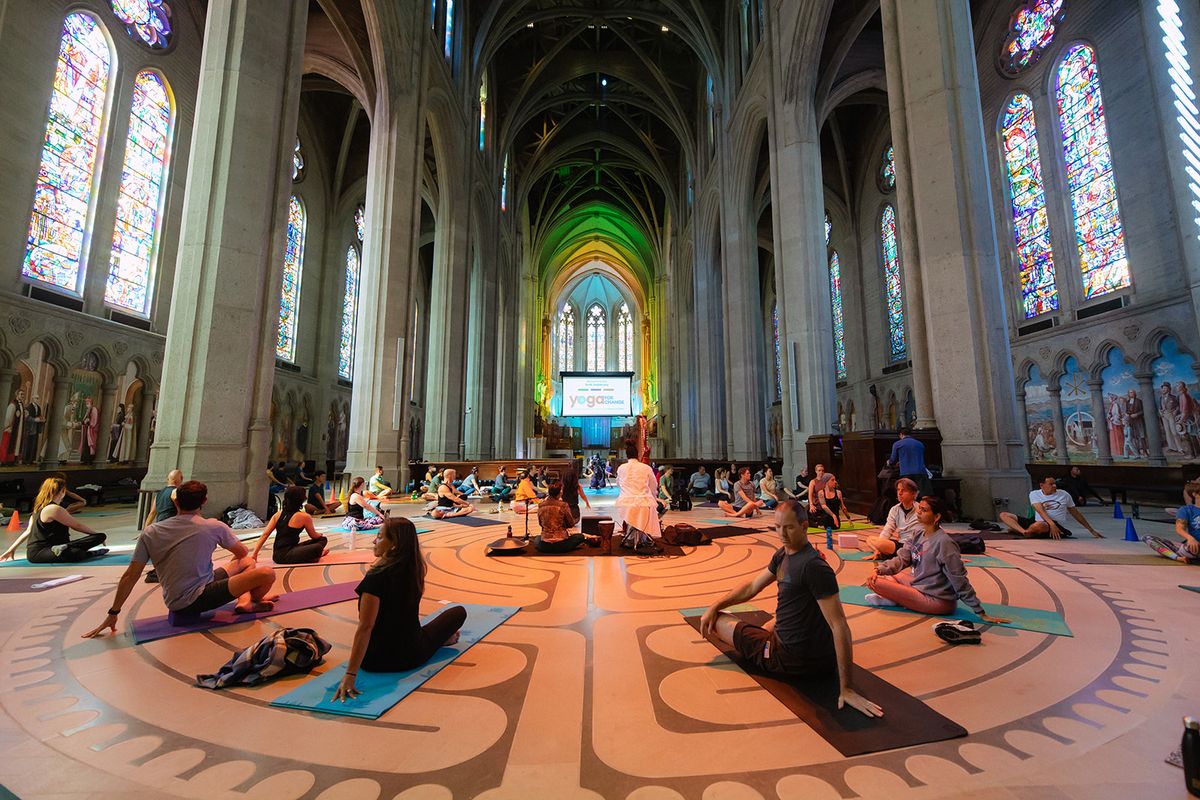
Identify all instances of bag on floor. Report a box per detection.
[950,532,986,554]
[662,523,709,547]
[196,627,331,689]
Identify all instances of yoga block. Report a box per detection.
[837,534,859,549]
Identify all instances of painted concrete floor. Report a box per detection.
[0,495,1195,799]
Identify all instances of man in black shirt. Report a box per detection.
[700,499,882,717]
[304,470,339,515]
[1056,466,1105,507]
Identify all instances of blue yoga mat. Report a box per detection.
[1181,585,1200,593]
[326,526,432,534]
[271,603,520,719]
[0,551,132,568]
[839,585,1072,636]
[838,550,1016,569]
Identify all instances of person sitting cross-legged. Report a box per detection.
[700,500,882,718]
[431,469,475,518]
[759,467,782,510]
[488,466,514,512]
[512,468,543,514]
[343,477,386,532]
[1,476,108,563]
[82,480,277,637]
[250,485,328,565]
[304,470,340,515]
[865,477,922,559]
[688,466,712,497]
[535,482,589,553]
[1144,480,1200,563]
[719,467,763,518]
[865,495,1011,622]
[368,466,395,504]
[999,476,1104,539]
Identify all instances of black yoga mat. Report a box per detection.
[428,515,506,527]
[514,538,686,558]
[704,525,768,539]
[1040,552,1186,566]
[683,611,967,757]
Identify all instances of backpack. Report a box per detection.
[662,523,709,547]
[950,532,986,554]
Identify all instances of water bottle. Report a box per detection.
[825,525,834,549]
[1184,716,1200,797]
[506,525,513,539]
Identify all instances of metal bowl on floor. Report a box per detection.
[486,537,528,555]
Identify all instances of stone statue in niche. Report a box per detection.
[869,384,882,430]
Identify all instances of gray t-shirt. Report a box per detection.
[733,478,756,507]
[133,514,240,611]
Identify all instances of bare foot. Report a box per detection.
[235,600,275,614]
[445,631,461,646]
[263,593,281,602]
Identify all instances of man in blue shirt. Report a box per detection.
[888,428,929,496]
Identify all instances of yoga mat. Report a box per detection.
[838,550,1016,569]
[838,585,1072,636]
[1039,552,1186,567]
[810,521,876,532]
[683,611,967,756]
[518,538,686,558]
[427,515,505,528]
[0,551,132,568]
[1181,585,1200,593]
[701,518,766,527]
[0,575,90,593]
[132,581,359,644]
[257,552,374,569]
[978,531,1024,541]
[703,525,768,539]
[271,603,520,719]
[327,525,432,534]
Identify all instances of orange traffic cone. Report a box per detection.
[6,510,20,532]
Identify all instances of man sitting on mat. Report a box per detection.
[431,469,475,518]
[865,478,922,560]
[688,466,712,497]
[1144,480,1200,563]
[866,496,1011,622]
[305,470,340,515]
[368,466,395,504]
[718,467,763,518]
[535,482,589,553]
[82,481,277,638]
[999,476,1104,539]
[700,499,882,718]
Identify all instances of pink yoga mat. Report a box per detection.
[132,581,359,644]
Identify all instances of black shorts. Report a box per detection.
[173,568,234,615]
[732,621,835,678]
[1016,516,1073,537]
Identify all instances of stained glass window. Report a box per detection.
[105,70,172,316]
[879,144,896,191]
[830,252,847,380]
[1001,92,1059,317]
[500,154,508,211]
[292,137,304,182]
[757,0,766,40]
[22,13,113,296]
[1158,1,1200,237]
[444,0,454,59]
[557,304,575,373]
[586,304,605,372]
[1056,44,1130,299]
[276,196,306,362]
[618,303,634,372]
[771,304,781,400]
[430,0,437,29]
[479,74,487,151]
[1001,0,1066,76]
[338,245,360,380]
[881,204,906,361]
[109,0,172,50]
[354,205,365,242]
[706,75,715,145]
[824,210,832,246]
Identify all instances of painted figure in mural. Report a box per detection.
[869,384,882,430]
[1178,381,1199,457]
[1124,389,1147,458]
[337,405,349,460]
[79,395,100,464]
[117,412,136,462]
[1107,395,1125,457]
[326,407,337,461]
[1158,383,1184,456]
[108,404,126,461]
[21,395,44,465]
[1030,421,1055,461]
[1,388,27,465]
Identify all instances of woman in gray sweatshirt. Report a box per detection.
[865,496,1010,622]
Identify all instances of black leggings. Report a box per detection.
[709,491,731,503]
[26,532,107,563]
[272,536,328,564]
[364,605,468,672]
[536,533,586,553]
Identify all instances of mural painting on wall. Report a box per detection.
[903,389,916,429]
[1,342,56,468]
[107,362,143,464]
[1152,336,1200,463]
[1024,366,1055,462]
[1101,348,1147,463]
[886,394,898,430]
[1059,356,1097,462]
[339,401,349,460]
[62,353,103,464]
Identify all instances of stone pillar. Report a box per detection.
[0,370,16,423]
[1016,389,1030,463]
[1047,385,1069,464]
[344,3,427,491]
[692,242,725,458]
[144,0,307,515]
[136,387,156,468]
[464,248,497,460]
[1136,372,1167,466]
[1087,378,1113,465]
[41,377,72,468]
[879,0,1026,515]
[96,381,117,463]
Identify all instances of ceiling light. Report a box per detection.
[601,78,607,87]
[526,22,534,28]
[661,26,669,32]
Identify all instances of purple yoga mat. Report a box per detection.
[132,581,359,644]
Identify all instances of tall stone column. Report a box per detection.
[879,0,1026,515]
[1087,378,1113,465]
[1016,389,1030,462]
[41,377,72,467]
[1047,385,1069,464]
[464,249,497,459]
[692,242,725,458]
[345,3,427,491]
[144,0,307,515]
[1135,372,1167,466]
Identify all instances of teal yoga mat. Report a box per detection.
[838,550,1016,569]
[839,585,1072,636]
[271,603,520,719]
[0,551,131,568]
[327,526,432,534]
[1181,585,1200,593]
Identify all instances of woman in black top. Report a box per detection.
[342,477,385,531]
[0,477,107,563]
[250,486,328,564]
[560,468,591,526]
[334,518,466,702]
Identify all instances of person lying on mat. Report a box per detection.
[333,518,466,702]
[431,469,474,518]
[700,500,882,718]
[82,481,277,638]
[250,486,328,565]
[865,496,1010,622]
[512,468,543,514]
[305,471,340,515]
[718,467,763,518]
[1144,480,1200,563]
[865,478,922,559]
[0,476,108,563]
[535,482,590,553]
[998,476,1103,539]
[343,477,386,531]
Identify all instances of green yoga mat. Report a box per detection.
[838,550,1016,569]
[839,585,1072,636]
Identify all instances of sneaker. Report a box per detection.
[864,592,898,607]
[933,619,981,645]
